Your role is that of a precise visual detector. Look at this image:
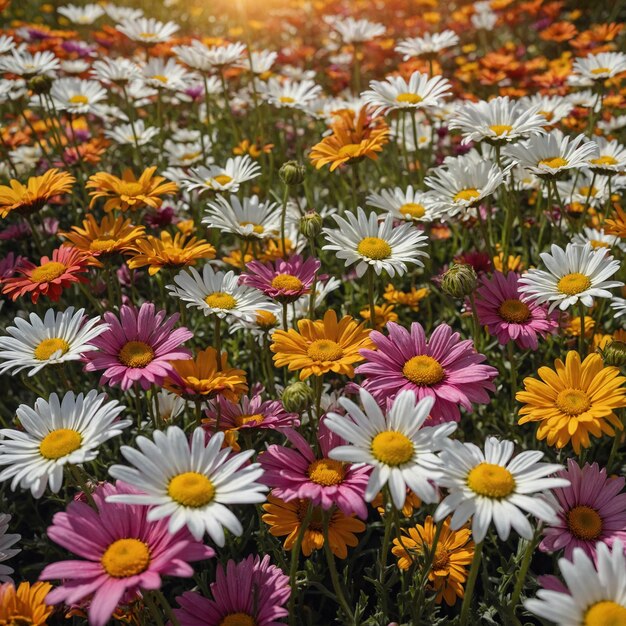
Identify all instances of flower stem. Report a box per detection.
[414,519,444,618]
[459,540,483,626]
[367,266,377,329]
[509,530,539,613]
[143,590,165,626]
[288,502,313,626]
[280,184,289,258]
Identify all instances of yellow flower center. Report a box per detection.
[402,355,445,386]
[30,261,67,283]
[307,458,346,486]
[498,299,531,323]
[357,237,392,260]
[489,124,513,136]
[432,546,450,571]
[584,601,626,626]
[168,472,216,507]
[453,188,480,203]
[39,428,82,460]
[255,309,277,328]
[182,150,202,161]
[150,74,168,83]
[467,463,516,498]
[34,337,70,360]
[579,186,598,197]
[119,181,144,196]
[591,155,618,166]
[337,143,362,158]
[371,431,414,466]
[213,174,233,186]
[307,339,343,361]
[396,93,423,104]
[556,388,591,416]
[279,96,295,103]
[220,613,257,626]
[590,239,610,249]
[118,340,155,368]
[89,236,118,251]
[399,202,426,219]
[271,274,304,291]
[205,292,237,309]
[540,110,554,122]
[239,221,264,234]
[538,156,568,168]
[235,413,264,426]
[567,505,603,541]
[557,272,591,296]
[139,32,156,39]
[590,67,610,75]
[101,538,150,578]
[69,94,89,105]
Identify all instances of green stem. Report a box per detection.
[280,184,289,257]
[69,465,98,511]
[143,590,165,626]
[367,266,377,329]
[214,315,222,371]
[154,589,180,626]
[288,502,313,626]
[578,302,586,356]
[509,531,539,612]
[459,540,483,626]
[414,520,444,617]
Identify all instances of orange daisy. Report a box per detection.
[0,581,54,626]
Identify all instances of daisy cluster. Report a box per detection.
[0,0,626,624]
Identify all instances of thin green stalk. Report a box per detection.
[367,266,377,329]
[143,590,165,626]
[578,302,586,356]
[69,465,98,511]
[509,530,540,612]
[214,315,222,371]
[288,502,313,626]
[414,519,444,617]
[155,589,180,626]
[459,540,483,626]
[280,184,289,257]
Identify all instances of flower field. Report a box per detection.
[1,0,626,624]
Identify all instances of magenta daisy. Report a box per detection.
[356,322,498,423]
[259,419,370,518]
[475,271,558,350]
[203,384,299,434]
[39,481,214,626]
[540,459,626,562]
[240,254,321,303]
[173,554,290,626]
[83,302,192,391]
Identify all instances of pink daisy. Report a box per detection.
[356,322,498,424]
[39,481,214,626]
[540,459,626,562]
[83,302,192,391]
[259,419,370,518]
[203,383,299,433]
[174,554,290,626]
[475,271,557,350]
[240,254,321,302]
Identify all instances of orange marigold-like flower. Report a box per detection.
[0,169,75,218]
[86,166,178,212]
[0,581,54,626]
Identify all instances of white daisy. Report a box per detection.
[362,71,451,117]
[587,137,626,175]
[556,172,611,209]
[434,437,568,542]
[326,388,455,509]
[58,3,105,24]
[472,6,498,30]
[0,35,15,56]
[0,49,59,77]
[258,77,322,111]
[326,16,385,44]
[164,139,206,167]
[573,51,626,82]
[518,243,623,312]
[156,390,186,422]
[611,297,626,319]
[449,96,546,145]
[116,17,179,44]
[572,226,623,251]
[389,115,433,152]
[141,57,190,91]
[182,156,261,194]
[521,94,573,126]
[424,152,509,215]
[47,78,107,115]
[0,390,130,498]
[322,206,429,278]
[104,119,159,146]
[103,4,143,22]
[0,515,20,583]
[504,130,599,178]
[395,30,459,60]
[173,41,215,73]
[107,427,267,544]
[525,540,626,626]
[237,50,277,75]
[167,264,272,321]
[203,194,281,240]
[0,307,107,376]
[366,185,446,222]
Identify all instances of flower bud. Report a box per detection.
[28,74,53,95]
[441,263,477,299]
[600,340,626,368]
[279,160,306,186]
[281,381,314,414]
[299,211,323,239]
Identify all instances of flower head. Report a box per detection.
[0,581,53,625]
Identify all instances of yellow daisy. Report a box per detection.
[0,581,54,625]
[516,351,626,453]
[270,309,373,380]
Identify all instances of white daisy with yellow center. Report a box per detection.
[518,242,623,313]
[116,16,179,44]
[48,77,107,115]
[366,185,446,223]
[167,264,272,321]
[322,207,429,278]
[182,156,261,195]
[0,391,129,498]
[0,307,107,376]
[435,437,568,543]
[525,540,626,626]
[573,51,626,82]
[108,427,267,545]
[326,388,456,509]
[258,77,322,111]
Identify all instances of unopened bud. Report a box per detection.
[299,211,323,239]
[279,160,306,186]
[281,381,314,414]
[600,340,626,368]
[28,74,53,95]
[441,263,477,299]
